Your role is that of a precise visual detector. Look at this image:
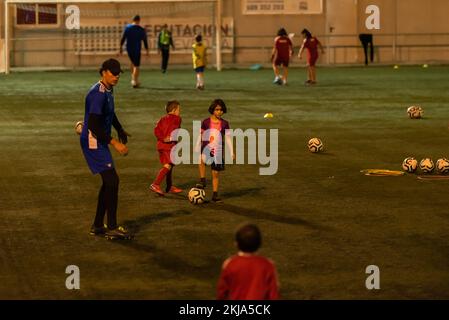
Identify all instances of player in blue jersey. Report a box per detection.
[119,15,149,88]
[80,58,132,240]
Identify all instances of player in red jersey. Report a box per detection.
[271,28,293,85]
[298,28,324,85]
[150,100,183,195]
[217,223,279,300]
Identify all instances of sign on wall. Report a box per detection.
[144,18,234,53]
[74,18,234,55]
[243,0,323,14]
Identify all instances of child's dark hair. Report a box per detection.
[165,100,180,113]
[301,28,312,39]
[208,99,227,114]
[133,15,140,22]
[195,34,202,43]
[235,223,262,253]
[277,28,288,37]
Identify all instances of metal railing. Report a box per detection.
[6,32,449,69]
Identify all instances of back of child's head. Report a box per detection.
[277,28,287,37]
[301,28,312,39]
[133,15,140,22]
[208,99,227,114]
[165,100,180,113]
[235,223,262,253]
[195,34,202,43]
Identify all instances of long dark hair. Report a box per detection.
[208,99,227,114]
[301,28,312,39]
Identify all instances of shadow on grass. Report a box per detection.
[112,210,223,281]
[122,209,191,234]
[211,203,330,231]
[118,239,223,281]
[220,187,264,199]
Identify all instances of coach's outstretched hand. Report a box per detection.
[111,138,128,156]
[118,128,131,144]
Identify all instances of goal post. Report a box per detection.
[3,0,223,74]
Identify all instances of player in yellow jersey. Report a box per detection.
[192,34,207,90]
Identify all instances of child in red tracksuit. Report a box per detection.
[150,100,183,195]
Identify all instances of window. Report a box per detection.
[16,3,58,26]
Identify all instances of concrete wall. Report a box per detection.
[2,0,449,70]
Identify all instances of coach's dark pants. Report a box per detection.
[94,168,119,229]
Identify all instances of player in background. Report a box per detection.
[298,28,324,85]
[157,24,175,73]
[271,28,293,86]
[80,58,132,240]
[217,223,280,300]
[197,99,234,203]
[150,100,183,196]
[192,34,207,90]
[119,15,149,88]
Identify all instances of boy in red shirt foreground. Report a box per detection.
[217,223,279,300]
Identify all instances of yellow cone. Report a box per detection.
[264,113,274,119]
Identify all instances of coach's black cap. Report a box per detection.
[100,58,123,76]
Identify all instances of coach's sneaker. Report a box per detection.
[89,224,107,236]
[105,226,132,240]
[167,186,183,194]
[150,183,164,196]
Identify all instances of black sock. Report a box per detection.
[201,177,206,186]
[94,185,106,228]
[165,169,173,193]
[99,169,119,229]
[213,192,218,199]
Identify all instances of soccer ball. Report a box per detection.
[419,158,434,173]
[402,157,418,173]
[436,158,449,174]
[407,106,423,119]
[75,121,83,135]
[308,138,323,153]
[188,187,206,204]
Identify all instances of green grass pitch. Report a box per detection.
[1,66,449,299]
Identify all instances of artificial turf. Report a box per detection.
[0,66,449,299]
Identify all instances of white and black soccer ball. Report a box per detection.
[188,187,206,204]
[402,157,418,173]
[419,158,434,173]
[407,106,423,119]
[75,121,84,135]
[436,158,449,174]
[308,138,323,153]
